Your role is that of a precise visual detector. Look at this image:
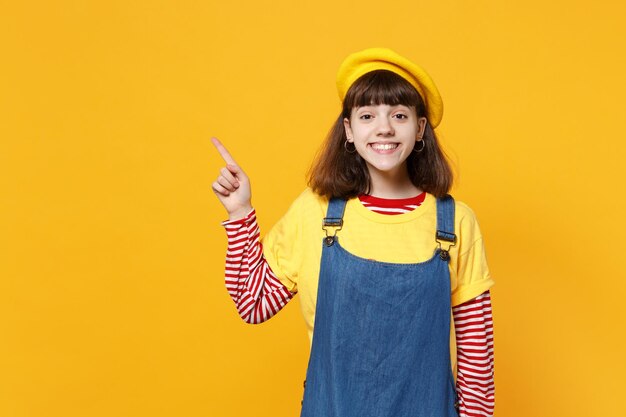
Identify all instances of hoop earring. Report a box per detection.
[413,139,425,153]
[344,139,356,154]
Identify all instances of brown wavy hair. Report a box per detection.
[307,69,453,199]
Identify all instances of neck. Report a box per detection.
[367,165,422,199]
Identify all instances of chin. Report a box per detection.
[365,161,404,173]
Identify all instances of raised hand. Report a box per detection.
[210,137,253,220]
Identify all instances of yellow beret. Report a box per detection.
[336,47,444,128]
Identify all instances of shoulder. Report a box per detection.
[263,188,329,249]
[451,197,486,248]
[287,187,329,216]
[293,187,325,205]
[454,198,480,224]
[433,194,481,225]
[268,188,329,234]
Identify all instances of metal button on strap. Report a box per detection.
[435,229,456,261]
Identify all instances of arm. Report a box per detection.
[210,137,293,322]
[452,290,495,417]
[222,208,295,324]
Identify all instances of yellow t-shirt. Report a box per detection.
[262,187,494,378]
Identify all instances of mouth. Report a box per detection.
[369,142,400,153]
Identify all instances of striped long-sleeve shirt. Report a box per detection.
[221,194,494,417]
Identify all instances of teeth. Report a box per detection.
[371,143,398,150]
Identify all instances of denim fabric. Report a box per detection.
[300,196,459,417]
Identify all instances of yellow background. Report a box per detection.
[1,1,625,416]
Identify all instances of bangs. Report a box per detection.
[343,70,424,114]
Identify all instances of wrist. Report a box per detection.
[228,205,253,222]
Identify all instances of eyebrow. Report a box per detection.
[357,104,409,111]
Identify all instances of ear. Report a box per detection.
[343,117,354,142]
[417,117,427,138]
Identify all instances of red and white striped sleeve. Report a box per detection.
[221,208,295,324]
[452,290,495,417]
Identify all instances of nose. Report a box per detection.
[376,117,394,136]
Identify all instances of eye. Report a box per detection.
[394,113,408,119]
[359,114,373,120]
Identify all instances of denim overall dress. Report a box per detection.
[300,195,460,417]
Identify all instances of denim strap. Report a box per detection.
[436,194,456,242]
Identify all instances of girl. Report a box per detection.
[212,47,495,417]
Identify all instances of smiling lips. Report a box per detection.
[369,142,399,154]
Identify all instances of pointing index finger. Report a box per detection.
[211,137,237,166]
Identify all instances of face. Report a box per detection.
[343,104,427,176]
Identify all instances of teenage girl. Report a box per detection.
[211,48,495,417]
